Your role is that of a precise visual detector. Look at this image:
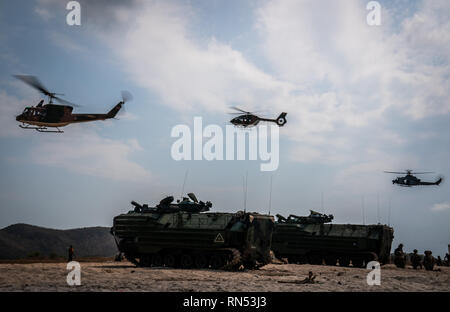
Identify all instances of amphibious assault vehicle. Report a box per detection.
[111,193,274,270]
[272,211,394,267]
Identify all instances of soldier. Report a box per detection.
[68,245,75,262]
[394,243,406,268]
[300,271,316,284]
[423,250,435,271]
[444,253,449,267]
[436,256,442,266]
[411,249,422,270]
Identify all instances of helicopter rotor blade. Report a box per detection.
[228,111,265,115]
[14,75,81,107]
[53,95,81,107]
[13,75,52,97]
[384,170,434,174]
[230,106,251,114]
[121,90,133,103]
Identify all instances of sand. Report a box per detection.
[0,261,449,292]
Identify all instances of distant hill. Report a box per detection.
[0,223,117,259]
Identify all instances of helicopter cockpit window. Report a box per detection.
[35,110,46,117]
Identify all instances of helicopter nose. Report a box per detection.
[16,115,21,121]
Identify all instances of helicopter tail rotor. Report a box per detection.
[276,112,287,126]
[121,90,133,103]
[109,91,133,119]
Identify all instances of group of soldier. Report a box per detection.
[394,243,449,271]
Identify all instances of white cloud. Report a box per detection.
[0,91,27,137]
[0,68,148,183]
[101,1,449,142]
[34,7,52,21]
[31,131,151,182]
[256,0,450,120]
[430,202,450,212]
[290,145,348,164]
[50,32,86,54]
[255,0,450,165]
[0,82,41,138]
[34,0,450,168]
[97,1,296,115]
[329,149,421,195]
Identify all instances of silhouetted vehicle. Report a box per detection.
[384,170,443,187]
[272,211,394,267]
[13,75,131,133]
[110,193,274,270]
[229,106,287,127]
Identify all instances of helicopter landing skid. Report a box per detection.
[19,124,64,133]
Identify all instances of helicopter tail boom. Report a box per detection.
[259,112,288,126]
[107,102,124,118]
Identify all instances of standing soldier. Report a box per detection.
[394,243,406,268]
[436,256,442,266]
[444,253,449,267]
[68,245,75,262]
[411,249,422,270]
[423,250,435,271]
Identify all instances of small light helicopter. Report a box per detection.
[14,75,132,133]
[229,106,287,128]
[384,170,443,187]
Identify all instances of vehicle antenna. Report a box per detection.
[243,171,248,213]
[377,193,380,224]
[321,191,324,213]
[269,175,273,215]
[361,195,365,225]
[181,169,189,199]
[242,176,245,211]
[388,197,391,226]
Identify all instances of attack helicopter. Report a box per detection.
[384,170,443,187]
[14,75,132,133]
[229,106,287,128]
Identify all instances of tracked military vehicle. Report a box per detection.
[111,193,274,270]
[272,211,394,267]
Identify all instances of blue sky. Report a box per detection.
[0,0,449,256]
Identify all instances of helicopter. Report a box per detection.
[384,170,443,187]
[229,106,287,128]
[14,75,132,133]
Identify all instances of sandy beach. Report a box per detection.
[0,261,448,292]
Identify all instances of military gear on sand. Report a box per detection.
[423,250,435,271]
[394,244,406,268]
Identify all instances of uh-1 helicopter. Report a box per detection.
[14,75,132,133]
[384,170,443,187]
[229,106,287,128]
